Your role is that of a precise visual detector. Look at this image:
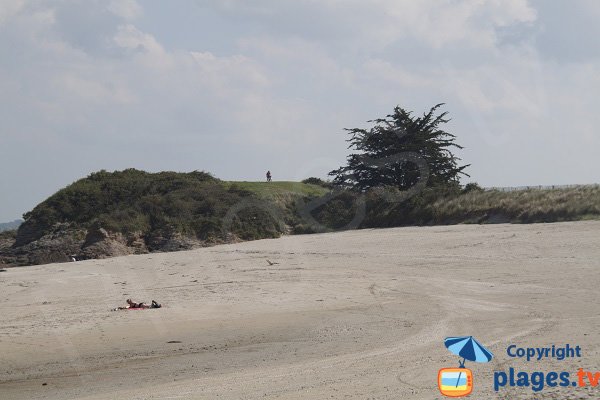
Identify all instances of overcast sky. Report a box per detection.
[1,0,599,221]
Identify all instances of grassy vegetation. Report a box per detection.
[430,185,600,224]
[13,168,600,255]
[226,181,327,201]
[299,184,600,232]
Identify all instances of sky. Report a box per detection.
[1,0,600,221]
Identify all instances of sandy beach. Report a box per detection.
[1,221,599,399]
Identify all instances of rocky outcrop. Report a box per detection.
[0,233,18,266]
[13,218,47,247]
[1,223,206,267]
[145,228,202,252]
[11,223,86,265]
[79,227,137,260]
[126,232,148,254]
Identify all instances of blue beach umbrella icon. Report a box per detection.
[444,336,493,387]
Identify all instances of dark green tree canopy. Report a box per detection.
[329,104,469,191]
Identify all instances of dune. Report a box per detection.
[1,221,599,399]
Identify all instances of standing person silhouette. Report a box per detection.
[266,170,272,182]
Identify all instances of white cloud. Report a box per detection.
[108,0,141,20]
[208,0,536,50]
[114,24,165,55]
[375,0,536,48]
[0,0,26,25]
[190,51,270,89]
[57,74,136,104]
[363,59,434,88]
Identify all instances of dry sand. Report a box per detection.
[1,221,599,399]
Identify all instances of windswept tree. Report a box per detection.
[329,104,469,191]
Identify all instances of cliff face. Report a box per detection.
[1,222,215,267]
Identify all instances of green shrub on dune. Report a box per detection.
[16,169,284,247]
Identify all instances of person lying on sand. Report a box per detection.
[112,299,161,311]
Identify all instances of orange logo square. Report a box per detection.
[438,368,473,397]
